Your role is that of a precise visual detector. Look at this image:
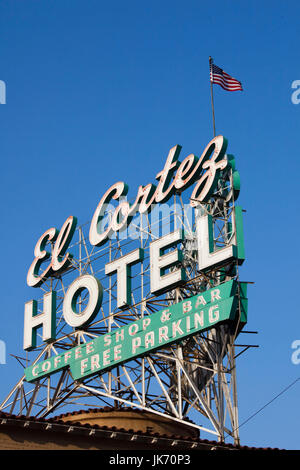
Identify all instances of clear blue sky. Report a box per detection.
[1,0,299,450]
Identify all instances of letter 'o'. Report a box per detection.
[63,275,103,328]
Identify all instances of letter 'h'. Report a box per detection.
[23,292,56,351]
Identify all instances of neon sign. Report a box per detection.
[25,280,248,382]
[23,135,246,382]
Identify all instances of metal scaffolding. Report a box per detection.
[0,160,252,445]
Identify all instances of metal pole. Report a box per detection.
[209,57,216,137]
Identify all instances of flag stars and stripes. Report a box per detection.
[210,62,243,92]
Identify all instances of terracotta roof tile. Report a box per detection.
[0,410,282,450]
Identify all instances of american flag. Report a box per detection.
[210,60,243,91]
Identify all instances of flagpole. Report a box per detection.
[209,56,216,137]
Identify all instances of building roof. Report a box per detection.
[0,409,282,451]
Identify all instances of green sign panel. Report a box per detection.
[25,280,247,383]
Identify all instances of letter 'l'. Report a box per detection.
[196,206,245,271]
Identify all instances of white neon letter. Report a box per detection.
[63,274,103,328]
[197,214,236,271]
[150,229,185,295]
[89,182,128,247]
[105,248,144,309]
[23,291,56,351]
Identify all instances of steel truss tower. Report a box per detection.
[0,159,251,445]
